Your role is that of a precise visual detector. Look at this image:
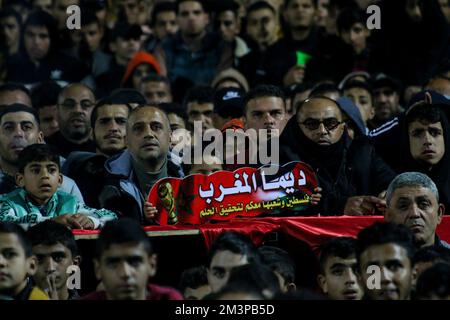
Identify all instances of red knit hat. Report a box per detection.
[121,51,161,86]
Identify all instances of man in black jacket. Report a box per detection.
[279,96,395,215]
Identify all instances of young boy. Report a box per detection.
[81,218,183,300]
[317,237,363,300]
[0,144,117,229]
[0,221,48,300]
[28,220,81,300]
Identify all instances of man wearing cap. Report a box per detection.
[369,74,403,129]
[155,0,233,86]
[213,87,245,131]
[95,22,143,98]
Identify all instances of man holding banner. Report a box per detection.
[280,96,396,216]
[99,106,184,223]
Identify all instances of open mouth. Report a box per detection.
[342,289,359,300]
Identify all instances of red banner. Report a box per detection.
[148,162,318,225]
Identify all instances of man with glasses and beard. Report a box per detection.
[46,83,96,158]
[279,96,396,215]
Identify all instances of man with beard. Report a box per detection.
[99,106,184,222]
[60,93,132,208]
[279,96,396,215]
[46,83,96,158]
[0,104,83,201]
[385,172,450,250]
[155,0,233,86]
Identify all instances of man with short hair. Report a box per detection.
[178,266,211,300]
[30,80,61,137]
[207,231,260,293]
[46,83,96,158]
[370,74,403,129]
[0,83,32,107]
[91,99,131,158]
[184,86,215,131]
[385,172,450,250]
[244,84,288,139]
[28,220,81,300]
[0,7,22,58]
[61,91,135,209]
[95,22,142,98]
[214,0,250,63]
[356,222,415,300]
[155,0,233,86]
[81,218,183,300]
[317,237,363,300]
[259,246,297,293]
[237,1,280,87]
[224,84,288,171]
[0,104,84,202]
[139,75,173,104]
[6,10,88,86]
[265,0,324,86]
[342,80,374,130]
[279,96,396,215]
[99,106,184,222]
[145,1,178,53]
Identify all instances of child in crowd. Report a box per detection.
[0,221,48,300]
[0,144,117,229]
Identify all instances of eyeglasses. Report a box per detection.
[59,99,94,110]
[299,118,342,131]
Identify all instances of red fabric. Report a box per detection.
[198,219,280,249]
[73,216,450,252]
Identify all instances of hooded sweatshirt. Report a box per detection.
[279,116,395,215]
[121,51,161,87]
[397,105,450,210]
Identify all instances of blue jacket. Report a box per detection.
[99,150,184,223]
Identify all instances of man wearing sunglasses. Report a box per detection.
[46,83,97,158]
[280,96,396,215]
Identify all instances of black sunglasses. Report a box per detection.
[299,118,342,131]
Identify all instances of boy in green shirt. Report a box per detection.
[0,144,117,229]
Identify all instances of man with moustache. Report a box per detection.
[46,83,96,158]
[279,96,396,215]
[61,94,132,208]
[0,104,83,201]
[385,172,450,250]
